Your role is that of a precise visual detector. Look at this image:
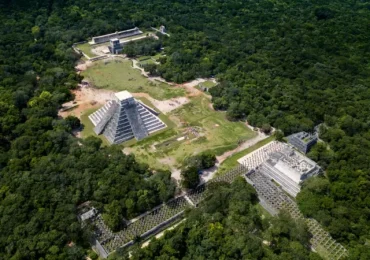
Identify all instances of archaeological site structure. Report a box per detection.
[89,91,166,144]
[90,27,143,44]
[238,141,321,197]
[287,131,318,154]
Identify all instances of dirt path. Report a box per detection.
[131,59,173,85]
[131,58,214,98]
[216,129,267,163]
[181,79,206,97]
[199,129,269,183]
[75,60,93,72]
[141,219,186,249]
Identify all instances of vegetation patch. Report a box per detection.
[216,136,275,176]
[196,80,217,91]
[75,42,100,58]
[127,96,255,170]
[81,58,185,100]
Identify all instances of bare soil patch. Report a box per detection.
[75,60,93,72]
[91,45,110,56]
[133,93,189,114]
[59,86,114,118]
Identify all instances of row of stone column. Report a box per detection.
[239,141,285,169]
[96,196,191,251]
[93,163,258,255]
[245,170,348,260]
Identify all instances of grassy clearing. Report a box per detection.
[79,58,255,171]
[138,53,164,66]
[196,80,217,93]
[127,96,256,170]
[139,59,155,66]
[75,42,99,58]
[81,58,184,100]
[216,136,275,176]
[200,80,217,88]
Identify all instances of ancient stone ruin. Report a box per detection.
[89,91,166,144]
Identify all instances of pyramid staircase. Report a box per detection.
[88,91,166,144]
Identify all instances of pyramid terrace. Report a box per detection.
[89,91,166,144]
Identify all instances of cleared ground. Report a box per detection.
[124,96,256,170]
[75,42,102,58]
[81,58,184,100]
[198,80,217,89]
[137,53,165,66]
[215,136,275,176]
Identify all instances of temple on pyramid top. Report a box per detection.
[88,91,167,144]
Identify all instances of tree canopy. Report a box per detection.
[0,0,369,258]
[126,178,321,260]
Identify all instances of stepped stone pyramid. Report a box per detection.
[89,91,166,144]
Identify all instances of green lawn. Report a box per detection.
[169,96,256,159]
[215,136,275,176]
[201,80,217,88]
[81,58,184,100]
[75,42,100,58]
[138,53,165,66]
[127,96,256,170]
[196,80,217,92]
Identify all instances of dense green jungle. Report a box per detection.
[0,0,369,259]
